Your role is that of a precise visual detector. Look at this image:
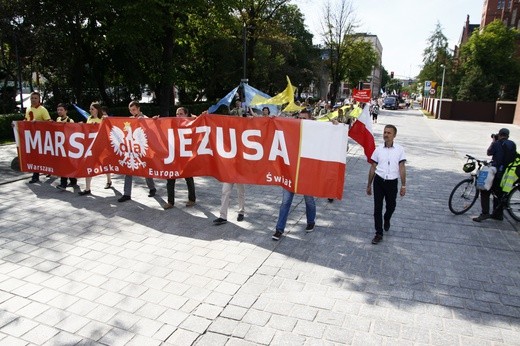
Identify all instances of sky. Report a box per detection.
[293,0,484,79]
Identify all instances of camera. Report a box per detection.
[491,133,499,140]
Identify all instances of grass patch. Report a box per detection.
[421,109,435,119]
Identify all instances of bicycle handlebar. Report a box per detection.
[465,154,490,166]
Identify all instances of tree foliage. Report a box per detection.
[320,0,377,104]
[0,0,318,114]
[455,20,520,101]
[417,22,452,97]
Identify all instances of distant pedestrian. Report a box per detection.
[371,104,379,123]
[366,125,406,244]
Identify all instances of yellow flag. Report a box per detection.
[283,100,305,112]
[317,111,338,122]
[251,76,295,106]
[349,105,362,118]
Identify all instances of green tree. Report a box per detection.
[455,19,520,101]
[320,0,377,104]
[342,35,377,89]
[418,22,452,97]
[0,0,321,114]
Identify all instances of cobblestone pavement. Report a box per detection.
[0,109,519,345]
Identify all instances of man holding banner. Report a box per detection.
[118,101,157,202]
[26,92,51,184]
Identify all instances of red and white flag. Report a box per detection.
[348,104,375,162]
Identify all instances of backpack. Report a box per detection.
[502,140,516,167]
[500,151,520,193]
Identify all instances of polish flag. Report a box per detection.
[296,121,348,199]
[349,104,375,162]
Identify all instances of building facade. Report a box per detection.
[481,0,520,29]
[358,34,383,98]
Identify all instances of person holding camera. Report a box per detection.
[473,128,516,222]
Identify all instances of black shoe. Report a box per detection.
[104,182,112,189]
[491,214,504,221]
[237,214,244,222]
[384,220,390,232]
[78,190,91,196]
[327,198,333,203]
[372,234,383,244]
[473,214,491,222]
[305,223,315,232]
[148,188,156,197]
[28,178,39,184]
[213,217,227,225]
[56,185,67,190]
[118,195,131,202]
[272,231,283,241]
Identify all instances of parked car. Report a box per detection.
[382,96,399,110]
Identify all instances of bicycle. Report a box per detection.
[448,154,520,221]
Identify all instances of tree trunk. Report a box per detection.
[157,26,174,116]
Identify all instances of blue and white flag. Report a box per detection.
[243,84,278,116]
[73,104,90,120]
[208,87,239,114]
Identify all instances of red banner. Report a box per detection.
[352,89,372,103]
[14,115,348,199]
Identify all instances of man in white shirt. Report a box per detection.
[366,125,407,244]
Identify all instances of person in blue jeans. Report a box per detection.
[271,108,317,241]
[272,189,316,241]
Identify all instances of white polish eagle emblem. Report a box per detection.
[110,122,148,170]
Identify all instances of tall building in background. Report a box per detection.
[453,15,480,67]
[481,0,520,29]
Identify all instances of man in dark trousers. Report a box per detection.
[473,128,516,222]
[366,125,407,245]
[163,107,197,209]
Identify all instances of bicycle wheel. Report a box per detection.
[506,186,520,221]
[449,178,479,215]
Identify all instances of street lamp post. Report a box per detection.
[12,17,24,113]
[438,64,446,119]
[242,21,247,81]
[240,17,248,103]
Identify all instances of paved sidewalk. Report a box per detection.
[0,110,519,345]
[0,143,31,185]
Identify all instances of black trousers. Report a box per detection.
[167,178,196,205]
[480,171,504,216]
[373,175,398,235]
[60,177,78,187]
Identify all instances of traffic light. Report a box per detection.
[390,71,394,79]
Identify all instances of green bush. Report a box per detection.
[0,113,24,143]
